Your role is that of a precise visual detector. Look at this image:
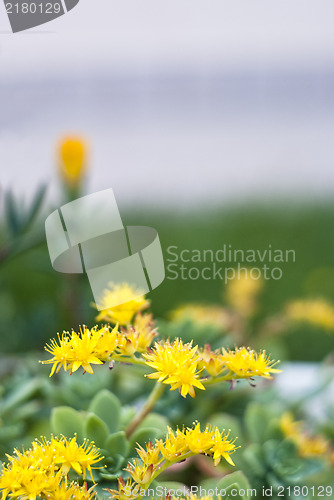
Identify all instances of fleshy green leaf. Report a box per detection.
[1,378,44,415]
[51,406,84,442]
[120,406,136,427]
[217,470,252,494]
[88,390,121,433]
[105,431,129,457]
[0,424,24,442]
[245,403,270,443]
[241,444,266,478]
[129,427,162,456]
[84,413,110,448]
[138,413,169,435]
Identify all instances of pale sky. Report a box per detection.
[1,0,334,206]
[1,0,334,78]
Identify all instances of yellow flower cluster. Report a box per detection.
[280,413,330,458]
[42,325,119,376]
[0,436,102,500]
[145,340,281,398]
[47,481,97,500]
[42,327,280,395]
[108,424,238,499]
[107,478,141,500]
[219,347,281,380]
[285,299,334,331]
[170,304,229,329]
[225,270,263,317]
[118,314,158,355]
[95,284,150,325]
[42,315,157,377]
[144,339,205,398]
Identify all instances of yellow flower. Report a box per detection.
[117,313,157,356]
[46,480,96,500]
[41,325,119,376]
[108,424,239,499]
[124,460,154,485]
[197,345,225,377]
[0,437,102,500]
[167,361,205,398]
[117,329,139,356]
[136,441,161,466]
[10,468,61,500]
[286,299,334,331]
[170,304,228,329]
[144,339,205,398]
[132,313,158,352]
[59,137,86,187]
[280,413,329,458]
[106,478,140,500]
[159,424,238,466]
[92,325,119,361]
[67,328,103,374]
[184,423,213,454]
[59,137,86,185]
[0,461,59,500]
[221,347,281,380]
[225,270,263,317]
[52,436,103,481]
[210,428,239,466]
[95,283,150,325]
[42,333,73,377]
[156,427,188,461]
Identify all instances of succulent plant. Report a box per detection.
[50,389,169,490]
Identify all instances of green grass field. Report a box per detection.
[1,198,334,360]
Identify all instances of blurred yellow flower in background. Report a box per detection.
[225,270,263,317]
[170,303,229,330]
[280,413,329,458]
[59,137,87,187]
[95,283,150,325]
[285,299,334,331]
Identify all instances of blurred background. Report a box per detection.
[1,0,334,360]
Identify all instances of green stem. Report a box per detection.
[201,373,235,386]
[125,382,165,438]
[110,354,147,367]
[144,451,195,490]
